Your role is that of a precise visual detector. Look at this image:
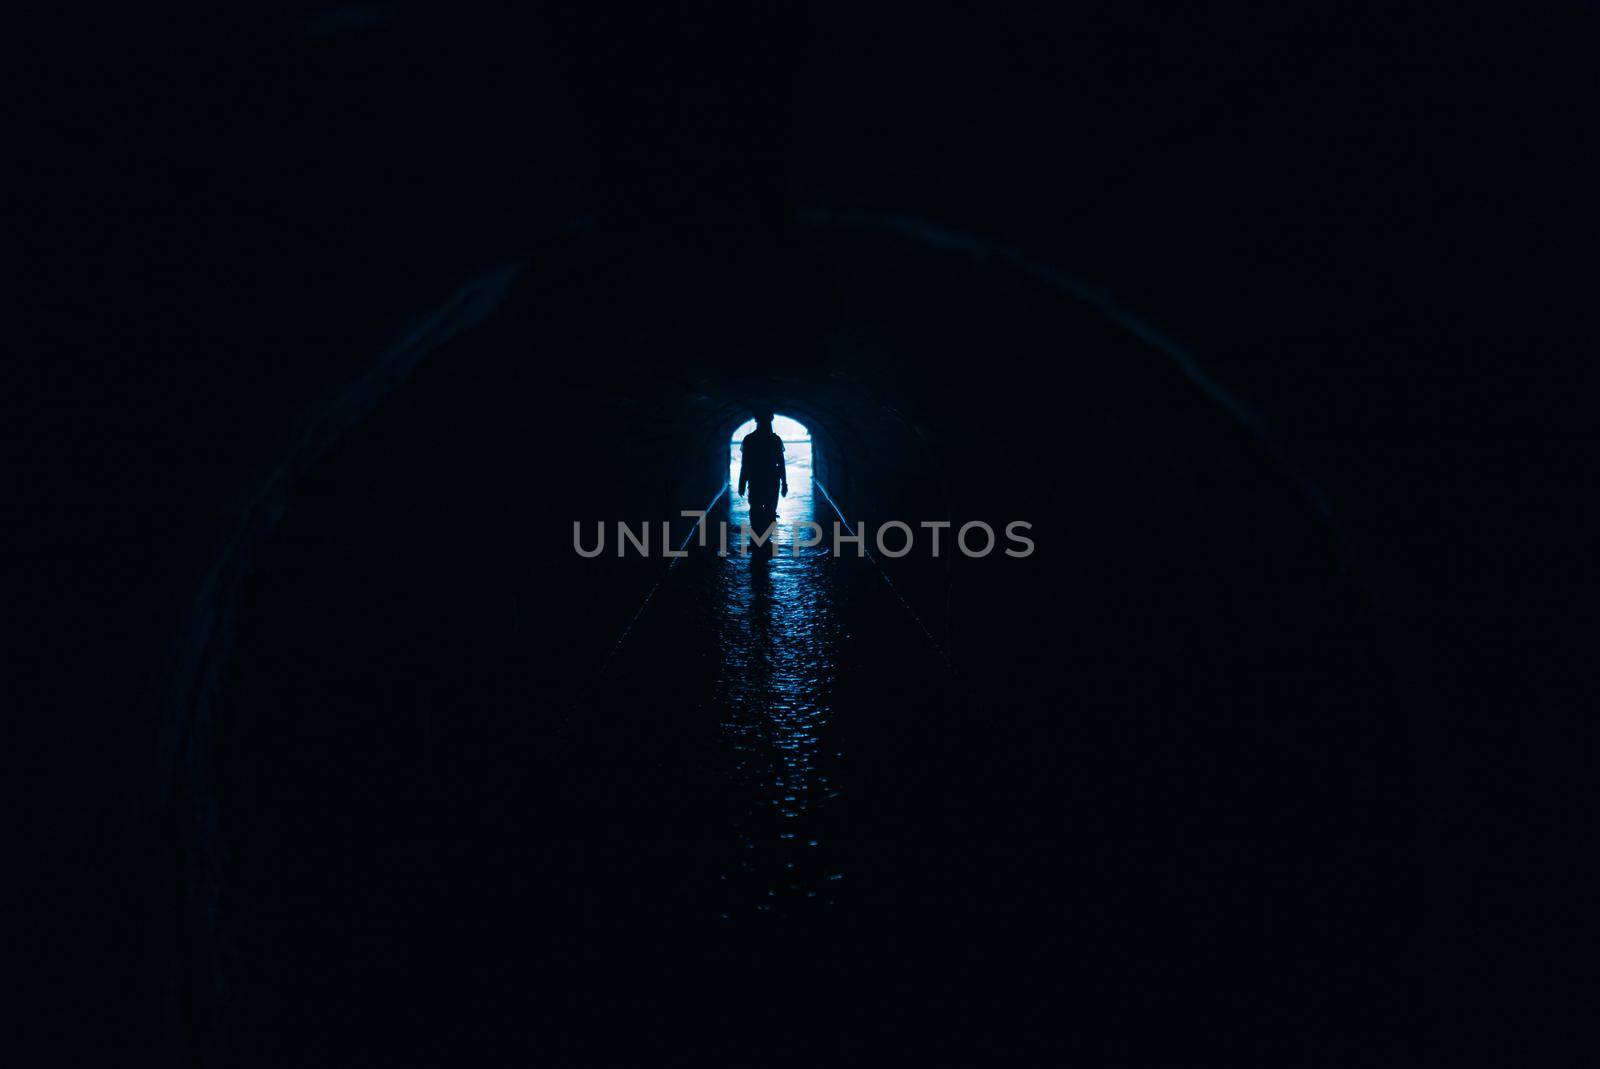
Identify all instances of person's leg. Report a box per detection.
[747,496,778,556]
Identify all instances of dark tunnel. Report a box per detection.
[17,3,1596,1064]
[113,217,1403,1064]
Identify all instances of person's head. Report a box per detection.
[755,408,774,429]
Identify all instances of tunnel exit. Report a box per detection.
[728,413,815,537]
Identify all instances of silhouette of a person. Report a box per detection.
[737,410,787,550]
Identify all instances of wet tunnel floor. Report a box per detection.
[225,487,1407,1061]
[223,470,1408,1063]
[414,486,999,1058]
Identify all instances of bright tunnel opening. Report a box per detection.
[728,414,815,532]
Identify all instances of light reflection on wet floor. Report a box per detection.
[713,442,846,919]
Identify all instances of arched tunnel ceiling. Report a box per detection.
[479,213,1326,559]
[130,200,1356,852]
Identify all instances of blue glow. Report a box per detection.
[730,414,812,442]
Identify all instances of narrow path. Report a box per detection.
[431,471,979,1057]
[571,465,965,929]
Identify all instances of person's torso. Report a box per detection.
[742,431,784,483]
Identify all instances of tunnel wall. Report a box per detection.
[122,256,529,1058]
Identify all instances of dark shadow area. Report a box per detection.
[16,2,1593,1064]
